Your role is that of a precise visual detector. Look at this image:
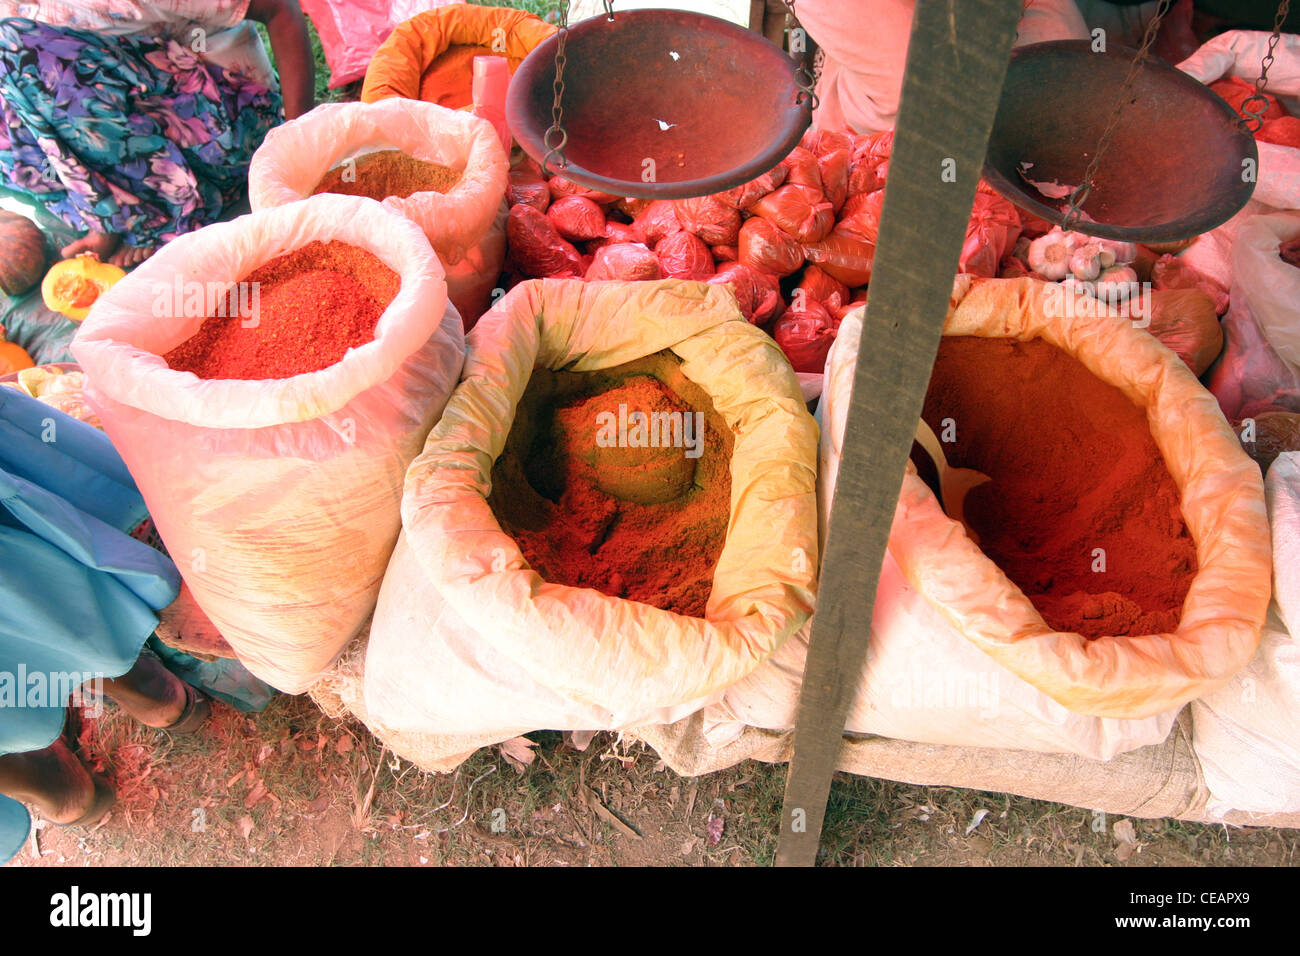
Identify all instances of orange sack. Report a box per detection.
[361,4,555,109]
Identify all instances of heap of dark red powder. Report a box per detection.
[163,241,398,380]
[922,336,1198,639]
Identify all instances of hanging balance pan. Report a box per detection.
[505,8,812,199]
[982,40,1259,243]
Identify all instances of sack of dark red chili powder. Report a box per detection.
[546,195,606,242]
[706,277,1272,758]
[71,196,465,693]
[672,195,742,246]
[586,242,662,281]
[773,300,840,373]
[507,204,586,278]
[707,262,783,326]
[738,217,804,277]
[959,185,1021,279]
[354,279,819,770]
[248,98,508,329]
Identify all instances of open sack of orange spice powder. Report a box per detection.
[247,98,508,329]
[70,195,465,693]
[701,275,1272,761]
[323,279,819,772]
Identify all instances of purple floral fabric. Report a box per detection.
[0,17,281,246]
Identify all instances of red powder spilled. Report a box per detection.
[921,337,1197,638]
[488,357,733,618]
[163,241,398,380]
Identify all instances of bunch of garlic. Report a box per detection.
[1027,228,1137,287]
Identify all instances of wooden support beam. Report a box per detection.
[774,0,1024,867]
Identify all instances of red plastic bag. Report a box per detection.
[547,195,606,242]
[959,186,1022,278]
[673,195,742,246]
[586,242,662,281]
[781,147,822,190]
[803,233,874,287]
[712,244,738,263]
[632,200,684,248]
[719,165,787,210]
[587,220,640,251]
[548,175,618,205]
[738,216,805,277]
[1153,254,1230,315]
[800,128,854,158]
[848,130,893,194]
[655,231,715,280]
[708,262,784,326]
[773,299,840,373]
[1210,76,1286,124]
[795,266,850,311]
[508,161,550,212]
[1259,116,1300,149]
[507,204,584,277]
[836,190,885,244]
[751,184,834,243]
[818,148,851,213]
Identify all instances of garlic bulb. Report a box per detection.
[1028,233,1070,281]
[1093,264,1140,301]
[1095,238,1138,266]
[1069,243,1103,281]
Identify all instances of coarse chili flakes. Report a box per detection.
[311,149,462,200]
[163,240,398,381]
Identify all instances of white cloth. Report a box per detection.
[799,0,1088,133]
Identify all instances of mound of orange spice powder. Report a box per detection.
[163,240,398,380]
[921,336,1197,639]
[488,354,733,618]
[312,150,461,200]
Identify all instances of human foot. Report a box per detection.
[60,231,121,261]
[107,244,155,268]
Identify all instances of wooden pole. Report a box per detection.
[774,0,1024,867]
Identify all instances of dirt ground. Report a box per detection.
[5,694,1297,867]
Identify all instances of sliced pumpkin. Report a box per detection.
[41,255,125,322]
[0,322,34,376]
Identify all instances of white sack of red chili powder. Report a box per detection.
[72,196,465,693]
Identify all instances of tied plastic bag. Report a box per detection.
[357,280,819,769]
[803,233,874,287]
[719,165,787,210]
[586,242,662,282]
[795,266,850,311]
[655,232,715,281]
[738,217,804,277]
[781,147,822,190]
[508,159,550,212]
[959,186,1022,278]
[751,184,835,243]
[70,196,465,692]
[507,204,585,278]
[632,200,685,248]
[547,195,606,242]
[672,196,742,246]
[707,263,784,326]
[773,300,840,373]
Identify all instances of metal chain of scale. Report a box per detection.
[1240,0,1292,132]
[542,0,617,175]
[783,0,820,110]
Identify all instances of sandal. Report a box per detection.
[159,682,210,735]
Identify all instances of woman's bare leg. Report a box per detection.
[0,738,99,824]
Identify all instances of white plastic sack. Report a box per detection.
[1191,452,1300,816]
[362,279,819,764]
[1205,211,1300,419]
[71,196,465,692]
[707,306,1177,760]
[1178,31,1300,287]
[248,98,508,325]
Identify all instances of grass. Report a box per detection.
[9,693,1295,868]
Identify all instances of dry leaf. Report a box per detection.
[244,780,268,808]
[965,808,990,836]
[1116,840,1138,862]
[567,730,597,751]
[499,736,537,773]
[238,815,254,841]
[336,736,354,754]
[1113,819,1137,844]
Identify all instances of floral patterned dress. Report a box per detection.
[0,2,282,246]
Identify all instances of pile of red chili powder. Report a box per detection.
[163,240,397,380]
[921,336,1197,639]
[488,356,733,618]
